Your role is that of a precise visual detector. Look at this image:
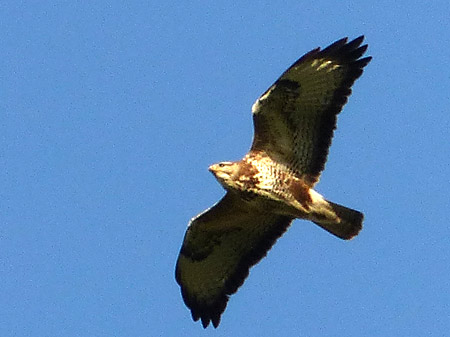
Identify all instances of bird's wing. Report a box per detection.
[175,192,293,328]
[250,36,371,186]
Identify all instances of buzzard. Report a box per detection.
[175,36,371,328]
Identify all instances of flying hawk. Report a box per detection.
[175,36,371,328]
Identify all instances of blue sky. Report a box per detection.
[1,1,449,336]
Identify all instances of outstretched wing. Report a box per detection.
[250,36,371,186]
[175,193,293,328]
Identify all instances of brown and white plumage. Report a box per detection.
[175,36,371,328]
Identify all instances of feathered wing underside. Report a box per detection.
[175,193,293,328]
[251,36,371,186]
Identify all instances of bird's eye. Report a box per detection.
[218,163,225,167]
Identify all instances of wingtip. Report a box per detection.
[360,56,373,65]
[319,35,370,62]
[291,35,369,70]
[195,311,221,329]
[212,316,221,328]
[346,35,366,51]
[352,35,365,45]
[320,36,349,54]
[201,317,209,329]
[184,292,225,328]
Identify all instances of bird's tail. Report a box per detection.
[309,196,363,240]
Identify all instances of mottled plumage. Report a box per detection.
[175,36,371,328]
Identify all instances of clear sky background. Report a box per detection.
[1,1,449,336]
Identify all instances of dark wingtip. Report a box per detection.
[212,316,220,328]
[291,35,371,74]
[184,291,226,328]
[201,317,209,329]
[349,35,365,47]
[319,35,370,63]
[320,36,349,54]
[198,313,220,328]
[357,56,372,67]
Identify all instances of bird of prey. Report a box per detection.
[175,36,371,328]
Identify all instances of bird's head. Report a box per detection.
[209,162,240,190]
